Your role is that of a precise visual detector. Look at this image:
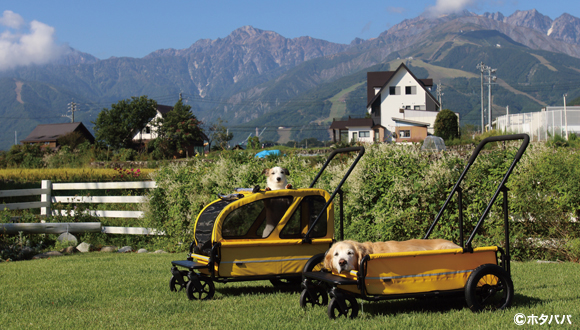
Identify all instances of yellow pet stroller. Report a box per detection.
[169,147,365,300]
[300,134,529,318]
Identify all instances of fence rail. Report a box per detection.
[1,180,159,235]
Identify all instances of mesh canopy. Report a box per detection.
[421,136,446,152]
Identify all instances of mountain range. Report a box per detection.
[1,9,580,150]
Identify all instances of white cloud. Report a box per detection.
[426,0,477,16]
[0,10,25,29]
[0,10,68,71]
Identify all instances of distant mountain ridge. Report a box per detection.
[1,9,580,150]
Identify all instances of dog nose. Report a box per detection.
[338,259,347,266]
[276,177,281,182]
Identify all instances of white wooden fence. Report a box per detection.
[0,180,160,235]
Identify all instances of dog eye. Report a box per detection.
[334,252,338,256]
[347,251,354,255]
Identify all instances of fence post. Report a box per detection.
[40,180,51,217]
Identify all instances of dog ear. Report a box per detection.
[323,247,334,271]
[355,242,372,268]
[262,168,270,175]
[283,168,290,176]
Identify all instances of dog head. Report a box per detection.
[324,240,372,273]
[263,167,289,190]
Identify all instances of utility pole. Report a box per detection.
[482,66,497,132]
[477,62,488,133]
[564,94,568,140]
[437,80,443,110]
[63,101,77,123]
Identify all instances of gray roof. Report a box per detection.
[21,122,94,143]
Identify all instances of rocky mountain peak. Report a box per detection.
[548,13,580,44]
[505,9,553,33]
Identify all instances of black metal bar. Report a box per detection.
[339,189,344,241]
[502,186,511,277]
[465,134,529,247]
[458,187,464,248]
[303,147,365,242]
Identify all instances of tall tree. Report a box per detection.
[93,96,157,149]
[207,117,233,151]
[156,99,204,156]
[434,109,460,141]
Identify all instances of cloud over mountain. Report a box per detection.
[0,10,68,70]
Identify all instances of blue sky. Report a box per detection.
[1,0,579,64]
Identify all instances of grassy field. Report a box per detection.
[1,253,578,329]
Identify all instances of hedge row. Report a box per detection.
[143,143,580,261]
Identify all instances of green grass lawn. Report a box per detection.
[1,253,578,329]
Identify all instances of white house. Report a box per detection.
[131,104,173,142]
[329,117,385,143]
[366,63,441,142]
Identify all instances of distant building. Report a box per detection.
[21,122,95,149]
[366,63,441,142]
[329,117,385,143]
[131,104,208,155]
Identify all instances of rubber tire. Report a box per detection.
[465,264,514,312]
[327,295,359,319]
[299,287,328,308]
[169,274,188,292]
[186,278,215,300]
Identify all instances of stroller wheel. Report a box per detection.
[299,287,328,308]
[186,278,215,300]
[327,295,358,319]
[169,274,189,292]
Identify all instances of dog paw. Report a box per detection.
[285,184,293,189]
[265,187,271,191]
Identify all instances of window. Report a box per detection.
[400,130,411,138]
[351,132,357,142]
[389,86,400,95]
[359,131,370,138]
[221,196,294,238]
[145,126,151,134]
[280,196,328,239]
[405,86,417,95]
[414,105,421,110]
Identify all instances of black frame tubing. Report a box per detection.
[424,134,529,271]
[303,147,365,243]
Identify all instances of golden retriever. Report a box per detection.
[324,239,461,273]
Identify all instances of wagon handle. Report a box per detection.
[424,134,529,253]
[303,146,365,243]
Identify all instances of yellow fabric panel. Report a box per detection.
[212,188,333,243]
[218,242,330,277]
[334,248,498,295]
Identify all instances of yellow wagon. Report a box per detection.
[169,147,365,300]
[301,134,529,318]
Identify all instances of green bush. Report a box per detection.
[143,142,580,261]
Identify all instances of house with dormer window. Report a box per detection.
[366,63,441,142]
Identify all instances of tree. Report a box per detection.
[160,99,204,154]
[93,96,157,149]
[434,109,459,141]
[207,118,233,151]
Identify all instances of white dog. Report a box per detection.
[324,239,461,273]
[263,167,292,191]
[262,167,292,238]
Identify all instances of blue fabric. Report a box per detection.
[255,150,281,158]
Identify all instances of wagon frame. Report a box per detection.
[300,134,530,318]
[169,147,365,300]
